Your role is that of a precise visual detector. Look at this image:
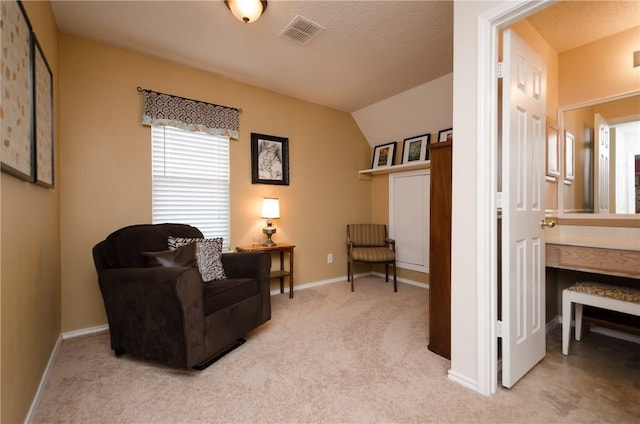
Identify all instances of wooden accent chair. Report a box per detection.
[346,224,397,292]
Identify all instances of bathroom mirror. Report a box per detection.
[559,92,640,215]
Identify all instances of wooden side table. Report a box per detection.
[236,243,295,298]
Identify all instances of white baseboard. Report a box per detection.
[371,271,429,289]
[25,335,62,424]
[270,272,428,296]
[589,325,640,344]
[62,324,109,340]
[269,274,349,296]
[447,369,480,394]
[546,315,561,333]
[556,314,640,344]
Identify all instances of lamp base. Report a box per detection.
[263,225,277,246]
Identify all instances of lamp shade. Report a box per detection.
[225,0,267,24]
[261,197,280,219]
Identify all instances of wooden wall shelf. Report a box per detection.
[358,160,430,179]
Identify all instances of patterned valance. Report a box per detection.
[140,88,240,139]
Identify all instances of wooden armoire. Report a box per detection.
[427,139,452,359]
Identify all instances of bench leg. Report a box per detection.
[575,303,583,341]
[562,290,572,355]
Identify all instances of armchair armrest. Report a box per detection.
[98,266,205,368]
[222,252,270,285]
[385,237,396,252]
[222,252,271,321]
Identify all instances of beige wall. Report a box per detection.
[1,2,61,423]
[58,34,372,332]
[559,26,640,108]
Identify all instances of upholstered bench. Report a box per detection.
[562,282,640,355]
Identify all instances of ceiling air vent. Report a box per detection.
[280,15,325,44]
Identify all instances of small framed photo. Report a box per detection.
[438,128,453,143]
[251,133,289,185]
[564,130,575,182]
[371,141,397,168]
[401,133,431,164]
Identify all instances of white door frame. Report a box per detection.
[475,0,554,395]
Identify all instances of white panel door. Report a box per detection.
[501,29,546,389]
[594,113,611,213]
[390,171,430,272]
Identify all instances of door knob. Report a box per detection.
[540,219,556,229]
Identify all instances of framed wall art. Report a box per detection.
[1,0,35,182]
[401,133,431,164]
[34,36,54,187]
[251,133,290,185]
[371,141,396,168]
[437,128,453,143]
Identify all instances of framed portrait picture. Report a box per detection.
[251,133,289,185]
[564,130,575,182]
[401,133,431,164]
[371,141,397,169]
[0,0,35,182]
[437,128,453,143]
[34,35,54,188]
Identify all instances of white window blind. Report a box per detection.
[151,126,230,250]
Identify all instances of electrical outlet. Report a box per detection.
[327,253,333,264]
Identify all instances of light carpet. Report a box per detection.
[32,277,639,423]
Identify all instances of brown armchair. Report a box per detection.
[92,223,271,370]
[346,224,397,292]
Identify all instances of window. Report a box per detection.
[151,126,230,250]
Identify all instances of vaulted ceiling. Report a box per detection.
[51,1,639,113]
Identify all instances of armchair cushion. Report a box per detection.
[142,243,198,268]
[351,246,395,262]
[168,236,227,282]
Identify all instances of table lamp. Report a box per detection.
[261,197,280,246]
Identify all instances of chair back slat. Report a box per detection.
[349,224,386,247]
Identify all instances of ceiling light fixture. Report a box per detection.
[225,0,267,24]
